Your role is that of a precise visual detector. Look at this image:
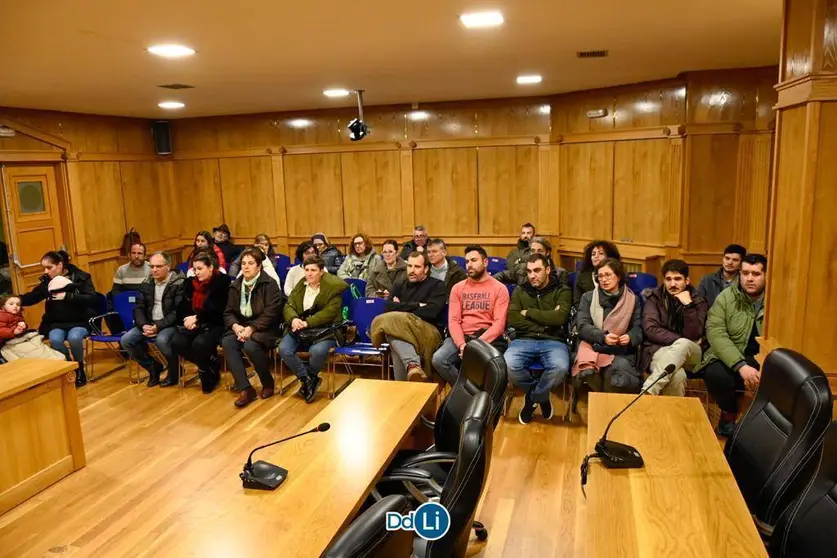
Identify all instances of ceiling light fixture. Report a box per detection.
[289,119,312,129]
[460,11,504,28]
[147,44,195,58]
[158,101,185,110]
[408,111,429,121]
[517,75,542,85]
[323,88,351,98]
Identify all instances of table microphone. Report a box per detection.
[594,364,677,469]
[240,422,331,490]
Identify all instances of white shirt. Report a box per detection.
[284,265,329,297]
[303,283,320,312]
[152,273,171,321]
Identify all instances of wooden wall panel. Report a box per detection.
[76,162,126,252]
[782,0,816,81]
[613,139,671,245]
[88,259,121,294]
[121,161,180,244]
[340,151,402,237]
[413,148,478,236]
[172,159,223,237]
[559,142,614,240]
[219,157,277,239]
[478,146,539,235]
[685,134,740,252]
[538,145,561,235]
[733,134,773,253]
[283,154,344,237]
[687,67,778,128]
[0,134,62,151]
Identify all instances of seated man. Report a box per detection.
[639,259,708,396]
[426,238,466,294]
[370,251,447,382]
[111,241,150,293]
[696,254,767,436]
[399,225,429,260]
[505,254,572,424]
[120,251,185,387]
[505,222,535,270]
[696,244,746,308]
[432,245,509,386]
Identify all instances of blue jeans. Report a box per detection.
[49,327,88,367]
[431,337,461,386]
[279,334,337,379]
[504,339,570,403]
[120,326,178,373]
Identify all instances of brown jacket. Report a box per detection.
[224,271,285,347]
[639,285,707,372]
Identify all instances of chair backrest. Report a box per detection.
[725,348,834,529]
[345,278,367,297]
[486,257,506,274]
[568,271,578,289]
[349,297,386,343]
[90,292,109,331]
[505,283,515,298]
[176,261,190,275]
[341,279,365,312]
[460,339,508,429]
[627,272,657,294]
[275,254,291,283]
[769,422,837,558]
[324,494,413,558]
[449,256,466,269]
[421,392,492,558]
[112,290,140,332]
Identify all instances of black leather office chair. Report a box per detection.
[724,348,833,535]
[323,495,413,558]
[412,391,493,558]
[458,339,508,429]
[768,422,837,558]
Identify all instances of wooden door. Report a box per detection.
[0,164,65,326]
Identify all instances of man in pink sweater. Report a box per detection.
[432,245,510,385]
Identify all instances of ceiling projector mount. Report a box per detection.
[348,89,369,141]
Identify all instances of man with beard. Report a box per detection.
[112,241,150,293]
[432,245,509,386]
[696,244,746,308]
[697,254,767,436]
[505,253,572,424]
[639,259,708,396]
[370,252,447,382]
[505,222,535,271]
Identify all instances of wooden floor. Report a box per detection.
[0,352,760,558]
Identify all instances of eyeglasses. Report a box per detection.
[353,241,365,245]
[597,272,616,281]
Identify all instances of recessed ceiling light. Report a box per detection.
[158,101,185,110]
[517,75,542,85]
[408,111,429,121]
[289,119,312,128]
[147,44,195,58]
[460,11,504,28]
[323,89,351,98]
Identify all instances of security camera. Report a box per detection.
[348,89,370,141]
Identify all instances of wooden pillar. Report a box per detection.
[764,0,837,385]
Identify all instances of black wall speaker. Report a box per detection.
[152,120,173,155]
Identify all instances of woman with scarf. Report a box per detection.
[222,247,284,408]
[337,232,379,280]
[573,240,621,308]
[171,250,231,393]
[572,258,643,393]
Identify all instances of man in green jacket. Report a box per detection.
[696,253,767,436]
[504,253,572,425]
[505,222,536,271]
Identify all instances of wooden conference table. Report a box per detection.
[155,379,437,558]
[0,359,84,515]
[586,393,767,558]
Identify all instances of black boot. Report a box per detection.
[298,374,313,400]
[75,366,88,388]
[305,373,321,404]
[146,362,162,387]
[160,370,179,387]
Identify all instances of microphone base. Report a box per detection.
[595,439,644,469]
[240,461,288,490]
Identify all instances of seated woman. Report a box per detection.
[221,247,284,408]
[171,250,231,394]
[493,236,567,288]
[228,233,280,287]
[284,241,329,296]
[337,233,379,280]
[188,231,227,273]
[572,258,642,393]
[279,255,348,404]
[365,239,406,298]
[311,233,344,275]
[20,250,97,386]
[574,240,621,307]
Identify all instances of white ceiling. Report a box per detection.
[0,0,782,118]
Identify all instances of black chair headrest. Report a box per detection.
[760,349,832,416]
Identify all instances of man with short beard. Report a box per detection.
[696,254,767,436]
[639,259,708,396]
[112,242,150,293]
[505,222,535,270]
[696,244,746,308]
[432,245,509,386]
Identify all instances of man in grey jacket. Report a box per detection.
[696,244,746,308]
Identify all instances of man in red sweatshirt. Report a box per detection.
[431,245,510,385]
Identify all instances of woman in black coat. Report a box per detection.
[20,250,97,386]
[222,247,285,408]
[170,250,231,393]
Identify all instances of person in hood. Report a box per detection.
[365,239,406,297]
[20,250,97,387]
[504,253,572,425]
[337,232,379,280]
[311,232,344,275]
[639,259,708,397]
[505,222,536,271]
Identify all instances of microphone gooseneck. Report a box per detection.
[246,422,331,468]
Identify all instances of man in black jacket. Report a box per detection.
[120,251,185,387]
[696,244,746,308]
[379,252,447,381]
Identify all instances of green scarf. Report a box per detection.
[240,273,260,318]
